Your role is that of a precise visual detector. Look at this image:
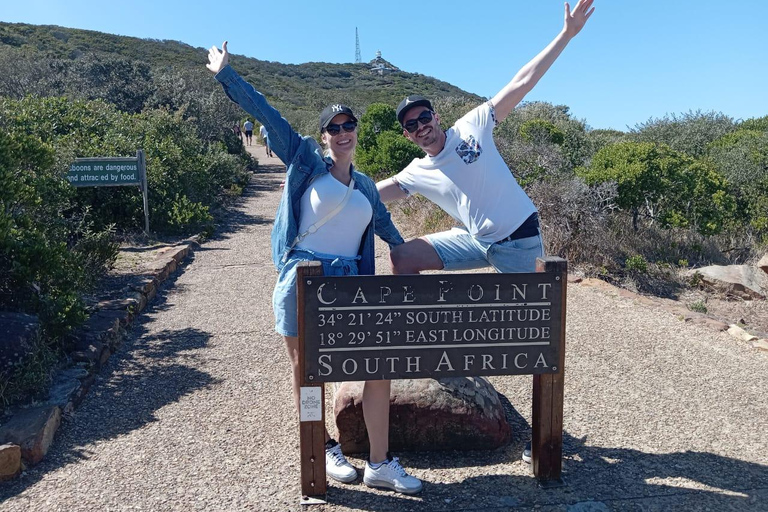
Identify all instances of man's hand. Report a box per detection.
[206,41,229,74]
[564,0,595,38]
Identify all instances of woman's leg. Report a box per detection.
[283,335,331,443]
[362,379,391,463]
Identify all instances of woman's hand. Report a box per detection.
[206,41,229,74]
[563,0,595,39]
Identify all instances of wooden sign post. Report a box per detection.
[532,257,567,487]
[297,262,327,504]
[297,256,568,502]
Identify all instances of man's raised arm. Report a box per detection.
[491,0,595,124]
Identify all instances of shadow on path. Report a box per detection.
[0,272,220,501]
[321,393,767,511]
[324,432,768,511]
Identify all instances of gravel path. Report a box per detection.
[1,144,766,511]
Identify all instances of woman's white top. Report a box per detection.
[296,172,373,257]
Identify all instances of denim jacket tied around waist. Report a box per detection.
[214,65,403,275]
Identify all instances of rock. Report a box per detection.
[0,405,61,465]
[334,377,511,454]
[0,444,22,481]
[759,254,768,275]
[689,317,729,331]
[686,265,768,299]
[0,312,40,380]
[727,325,758,342]
[47,367,89,407]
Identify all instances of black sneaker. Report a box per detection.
[522,441,532,463]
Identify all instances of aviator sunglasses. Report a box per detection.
[324,120,358,136]
[403,110,434,133]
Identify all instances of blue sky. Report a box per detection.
[3,0,766,131]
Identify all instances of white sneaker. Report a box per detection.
[363,455,422,495]
[325,442,357,483]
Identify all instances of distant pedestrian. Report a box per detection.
[243,119,254,145]
[232,121,242,140]
[259,124,273,157]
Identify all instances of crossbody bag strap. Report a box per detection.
[285,177,356,257]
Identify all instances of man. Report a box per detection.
[376,0,595,462]
[243,119,254,146]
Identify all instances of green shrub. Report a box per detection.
[0,96,250,234]
[625,254,648,273]
[578,141,736,235]
[0,129,115,337]
[354,103,423,178]
[688,300,708,314]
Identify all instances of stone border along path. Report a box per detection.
[1,142,766,511]
[0,236,199,481]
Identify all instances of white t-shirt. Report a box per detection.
[296,173,373,257]
[259,125,268,138]
[394,102,536,243]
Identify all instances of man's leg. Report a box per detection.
[487,231,545,464]
[390,237,443,274]
[391,227,492,275]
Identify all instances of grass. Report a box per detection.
[0,334,60,415]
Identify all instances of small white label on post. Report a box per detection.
[300,387,323,422]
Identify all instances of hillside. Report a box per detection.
[0,22,481,133]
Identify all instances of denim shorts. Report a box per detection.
[425,226,544,273]
[272,249,360,337]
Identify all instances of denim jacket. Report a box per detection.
[215,65,403,275]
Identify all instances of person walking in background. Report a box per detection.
[232,121,242,141]
[376,0,595,463]
[207,41,423,495]
[259,123,274,157]
[243,118,254,146]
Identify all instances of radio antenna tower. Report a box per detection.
[355,27,362,63]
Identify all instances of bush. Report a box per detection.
[625,254,648,272]
[578,141,735,235]
[0,129,115,337]
[631,110,735,158]
[354,103,423,178]
[0,96,250,234]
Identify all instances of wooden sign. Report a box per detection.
[302,272,563,382]
[296,257,567,503]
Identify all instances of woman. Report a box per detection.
[206,42,422,495]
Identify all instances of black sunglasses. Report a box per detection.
[403,110,434,133]
[324,120,357,136]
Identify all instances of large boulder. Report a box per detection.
[759,254,768,275]
[334,377,511,454]
[687,265,768,299]
[0,313,40,380]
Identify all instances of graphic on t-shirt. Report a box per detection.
[455,135,482,164]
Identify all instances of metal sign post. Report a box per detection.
[137,150,150,234]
